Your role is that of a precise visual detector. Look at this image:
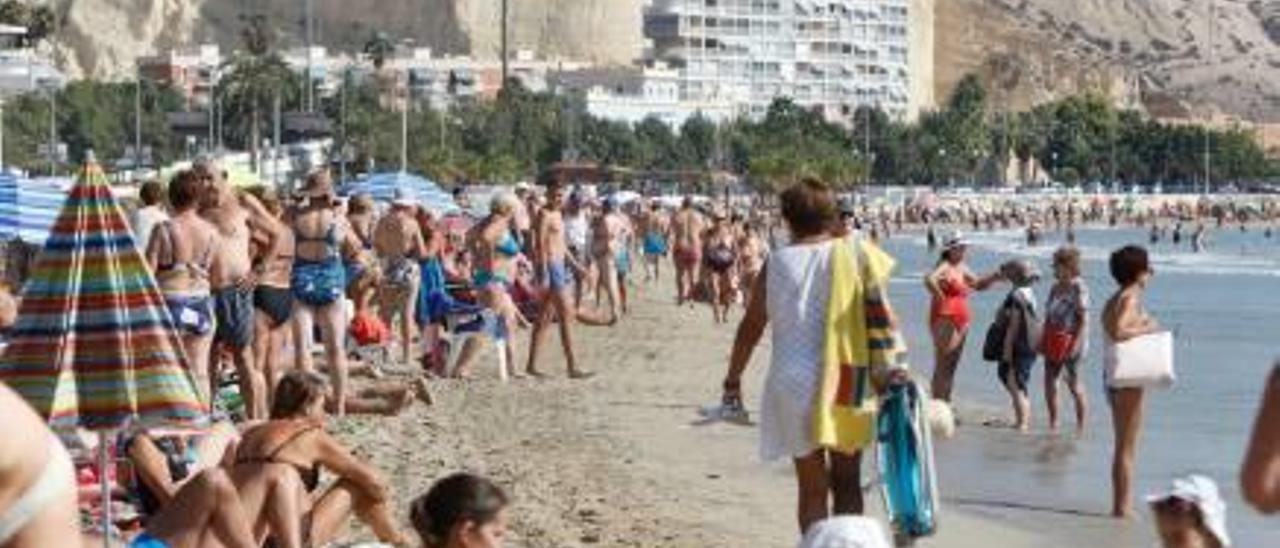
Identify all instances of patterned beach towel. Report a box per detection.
[813,236,897,454]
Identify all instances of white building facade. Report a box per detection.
[643,0,921,123]
[555,63,737,128]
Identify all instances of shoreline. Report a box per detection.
[330,281,1114,546]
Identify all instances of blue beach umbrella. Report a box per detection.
[340,171,459,215]
[0,174,75,244]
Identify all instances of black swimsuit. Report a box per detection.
[235,423,323,493]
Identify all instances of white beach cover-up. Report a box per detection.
[759,239,841,461]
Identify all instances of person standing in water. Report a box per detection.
[994,259,1042,431]
[1042,246,1091,434]
[925,234,1004,402]
[1102,245,1161,518]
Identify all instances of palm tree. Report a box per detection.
[362,32,396,70]
[218,15,297,170]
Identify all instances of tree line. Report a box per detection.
[0,19,1273,189]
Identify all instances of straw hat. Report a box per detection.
[1147,474,1231,547]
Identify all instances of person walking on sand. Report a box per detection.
[197,159,281,420]
[525,181,611,379]
[1102,245,1161,518]
[1042,247,1090,433]
[374,188,428,365]
[671,196,706,306]
[703,210,738,324]
[993,259,1042,432]
[737,222,767,309]
[591,197,628,319]
[925,233,1004,402]
[640,201,670,283]
[720,178,901,534]
[463,193,527,379]
[147,170,221,406]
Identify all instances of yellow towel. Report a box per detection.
[813,237,897,454]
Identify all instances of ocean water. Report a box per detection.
[877,225,1280,545]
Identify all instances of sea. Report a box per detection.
[877,224,1280,545]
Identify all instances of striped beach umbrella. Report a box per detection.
[0,160,204,431]
[0,174,75,244]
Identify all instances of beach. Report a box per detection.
[321,219,1280,547]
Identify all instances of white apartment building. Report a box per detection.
[643,0,922,123]
[554,63,737,128]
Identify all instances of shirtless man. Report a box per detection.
[639,201,671,283]
[373,188,428,365]
[526,181,610,379]
[670,196,706,305]
[591,197,630,319]
[147,170,221,406]
[195,158,280,420]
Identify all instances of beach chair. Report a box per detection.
[875,379,940,545]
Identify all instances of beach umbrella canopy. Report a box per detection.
[341,171,460,215]
[0,175,75,244]
[0,160,204,431]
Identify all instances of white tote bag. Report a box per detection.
[1104,331,1176,389]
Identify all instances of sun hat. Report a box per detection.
[392,186,419,208]
[797,516,891,548]
[1147,474,1231,547]
[941,231,969,253]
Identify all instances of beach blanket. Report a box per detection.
[813,237,896,454]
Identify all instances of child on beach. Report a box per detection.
[991,259,1042,431]
[410,473,509,548]
[1042,247,1090,433]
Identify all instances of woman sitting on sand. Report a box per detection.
[410,473,510,548]
[1102,245,1161,518]
[924,233,1004,402]
[230,370,410,547]
[720,178,900,534]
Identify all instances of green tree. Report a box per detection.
[218,15,300,170]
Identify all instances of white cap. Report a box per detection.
[797,516,891,548]
[1147,474,1231,546]
[942,231,970,252]
[392,187,418,207]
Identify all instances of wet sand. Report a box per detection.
[330,279,1154,547]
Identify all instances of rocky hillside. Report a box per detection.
[39,0,1280,121]
[937,0,1280,120]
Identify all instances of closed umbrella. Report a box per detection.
[0,158,204,545]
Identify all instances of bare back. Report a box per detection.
[671,208,704,251]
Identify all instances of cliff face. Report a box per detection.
[40,0,1280,120]
[50,0,644,78]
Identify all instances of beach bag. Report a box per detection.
[1041,327,1076,364]
[981,295,1014,362]
[350,312,390,346]
[876,381,940,540]
[1104,331,1175,389]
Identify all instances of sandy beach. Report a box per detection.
[324,276,1178,547]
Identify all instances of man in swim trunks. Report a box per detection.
[526,181,610,379]
[197,158,280,420]
[639,201,670,283]
[671,196,706,306]
[374,188,428,365]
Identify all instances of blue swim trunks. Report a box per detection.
[643,233,668,256]
[546,260,573,292]
[130,532,170,548]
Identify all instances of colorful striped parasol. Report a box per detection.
[0,159,205,431]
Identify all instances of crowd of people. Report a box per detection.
[2,163,1280,548]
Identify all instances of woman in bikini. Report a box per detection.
[703,211,738,324]
[230,370,410,547]
[290,172,363,415]
[924,233,1004,402]
[462,193,527,378]
[147,169,222,406]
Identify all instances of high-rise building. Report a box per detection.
[643,0,927,123]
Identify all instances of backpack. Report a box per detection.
[982,295,1015,362]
